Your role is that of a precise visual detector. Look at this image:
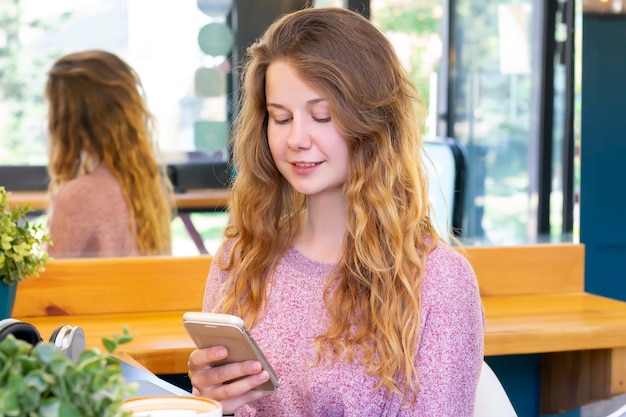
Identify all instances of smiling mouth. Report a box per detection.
[294,162,319,168]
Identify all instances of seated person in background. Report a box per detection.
[45,50,174,258]
[187,7,484,416]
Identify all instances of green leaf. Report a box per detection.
[38,398,61,417]
[24,371,48,392]
[102,337,117,353]
[34,342,65,363]
[0,390,21,416]
[0,328,137,417]
[0,186,51,286]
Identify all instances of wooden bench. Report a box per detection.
[467,243,626,413]
[13,243,626,414]
[14,255,212,317]
[14,255,213,377]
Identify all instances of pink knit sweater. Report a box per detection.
[47,166,139,258]
[203,242,485,416]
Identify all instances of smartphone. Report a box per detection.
[182,312,281,391]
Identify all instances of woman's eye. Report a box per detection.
[312,115,331,123]
[272,116,291,125]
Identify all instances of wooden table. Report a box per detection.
[23,291,626,370]
[483,292,626,356]
[21,292,626,414]
[7,189,231,254]
[6,189,231,212]
[5,191,50,211]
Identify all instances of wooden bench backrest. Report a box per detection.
[13,243,585,318]
[464,243,585,296]
[14,255,213,318]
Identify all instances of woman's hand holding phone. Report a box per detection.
[184,312,281,414]
[187,345,272,414]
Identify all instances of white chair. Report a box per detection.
[423,137,467,239]
[474,361,518,417]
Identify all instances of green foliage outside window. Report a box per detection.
[372,1,441,134]
[0,0,71,164]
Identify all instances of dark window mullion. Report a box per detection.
[561,0,576,234]
[537,0,558,235]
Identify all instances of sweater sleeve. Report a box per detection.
[403,245,485,416]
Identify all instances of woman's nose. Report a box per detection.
[286,116,312,150]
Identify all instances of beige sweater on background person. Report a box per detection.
[47,165,140,258]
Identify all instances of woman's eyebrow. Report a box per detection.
[266,102,286,109]
[306,98,326,106]
[266,98,327,109]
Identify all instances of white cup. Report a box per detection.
[122,395,222,417]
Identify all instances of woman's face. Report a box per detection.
[265,60,349,199]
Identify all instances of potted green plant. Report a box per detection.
[0,327,136,417]
[0,186,51,318]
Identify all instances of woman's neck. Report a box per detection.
[293,193,346,264]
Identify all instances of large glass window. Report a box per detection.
[0,0,230,164]
[369,0,573,244]
[449,0,572,244]
[0,0,233,256]
[450,0,537,243]
[370,0,442,136]
[0,0,577,247]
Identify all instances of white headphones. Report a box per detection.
[0,318,86,362]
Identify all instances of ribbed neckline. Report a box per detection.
[283,245,338,274]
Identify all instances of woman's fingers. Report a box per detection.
[218,387,271,414]
[187,347,273,414]
[194,360,268,396]
[188,346,227,371]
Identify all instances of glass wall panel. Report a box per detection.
[370,0,572,244]
[451,0,539,243]
[370,0,443,136]
[0,0,233,257]
[0,0,231,164]
[0,0,576,247]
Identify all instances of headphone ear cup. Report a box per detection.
[48,324,64,346]
[0,318,43,345]
[49,324,86,362]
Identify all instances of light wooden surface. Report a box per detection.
[173,188,230,211]
[13,243,626,413]
[21,292,626,362]
[22,312,196,375]
[5,189,230,212]
[22,292,626,370]
[483,292,626,356]
[14,255,213,317]
[464,243,585,296]
[14,254,212,377]
[5,191,49,211]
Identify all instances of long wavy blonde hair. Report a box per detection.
[219,8,440,400]
[45,50,174,255]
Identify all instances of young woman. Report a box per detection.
[45,50,174,258]
[188,8,484,416]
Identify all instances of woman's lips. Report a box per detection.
[291,161,321,174]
